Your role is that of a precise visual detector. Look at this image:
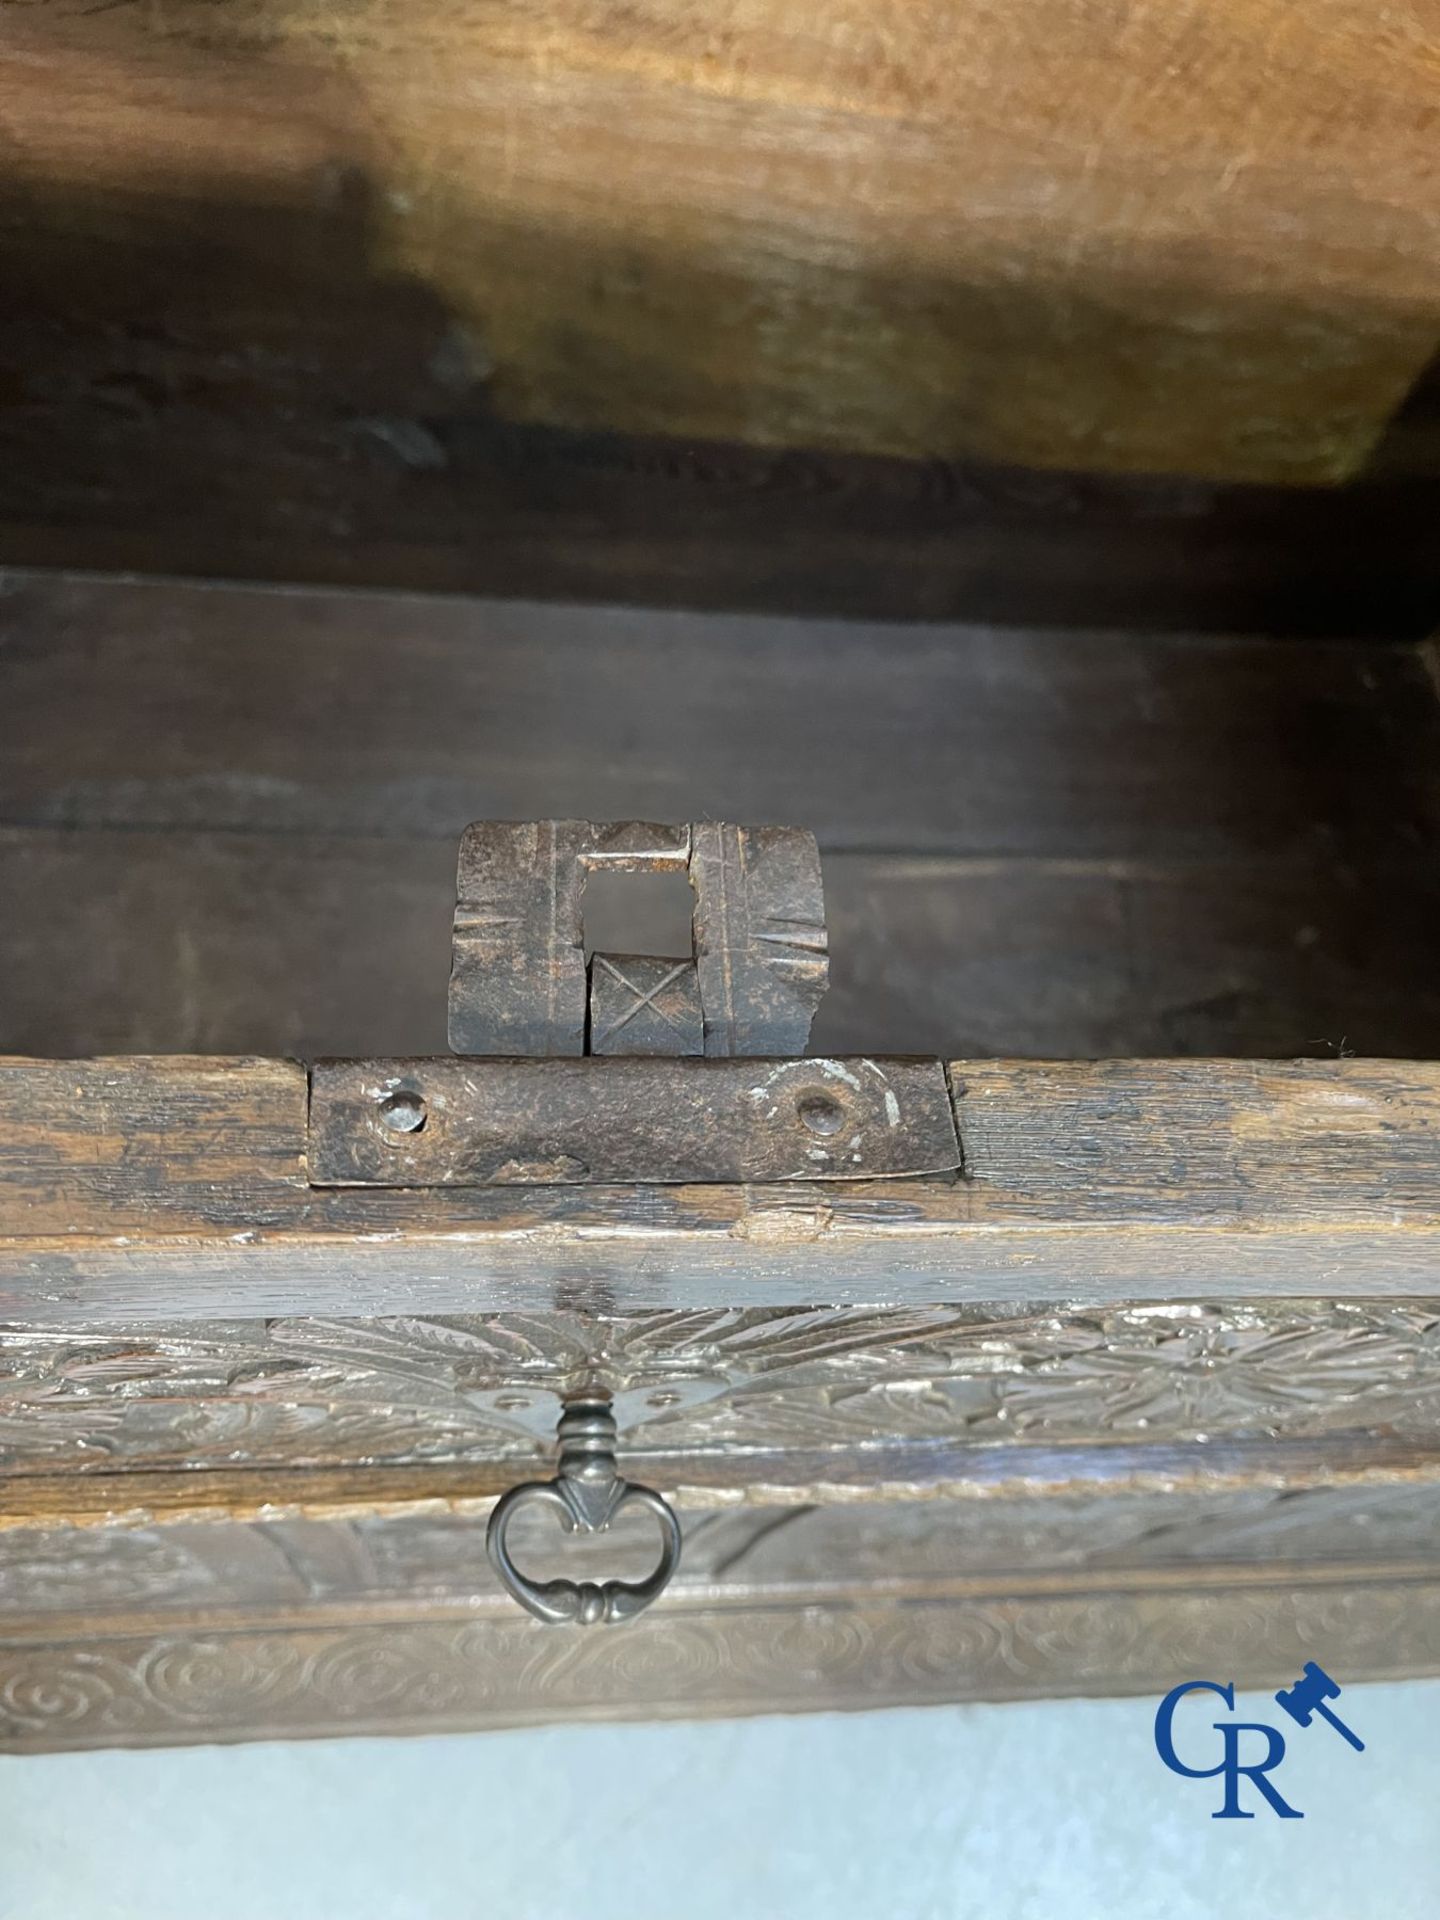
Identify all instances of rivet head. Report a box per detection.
[376,1089,427,1136]
[796,1091,844,1136]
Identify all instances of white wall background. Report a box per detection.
[3,1681,1437,1919]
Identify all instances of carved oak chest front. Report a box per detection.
[3,812,1439,1749]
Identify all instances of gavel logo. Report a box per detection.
[1154,1666,1365,1816]
[1274,1661,1365,1751]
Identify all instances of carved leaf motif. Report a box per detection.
[4,1301,1440,1475]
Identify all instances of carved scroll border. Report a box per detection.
[5,1575,1438,1752]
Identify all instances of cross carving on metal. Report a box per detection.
[588,955,703,1055]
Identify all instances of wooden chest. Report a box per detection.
[4,602,1440,1748]
[4,0,1440,1753]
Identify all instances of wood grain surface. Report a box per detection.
[5,574,1440,1064]
[4,1056,1440,1318]
[4,7,1440,614]
[5,0,1440,482]
[7,574,1440,855]
[11,1436,1440,1533]
[9,831,1440,1062]
[12,1485,1440,1609]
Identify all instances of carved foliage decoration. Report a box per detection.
[5,1301,1440,1476]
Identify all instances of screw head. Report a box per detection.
[796,1091,844,1136]
[376,1089,427,1136]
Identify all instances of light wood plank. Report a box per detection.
[6,15,1440,613]
[5,0,1440,485]
[4,1437,1438,1534]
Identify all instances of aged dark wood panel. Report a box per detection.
[6,577,1439,1063]
[4,1056,1440,1319]
[7,456,1438,635]
[5,573,1440,858]
[0,1056,303,1232]
[956,1059,1440,1225]
[4,831,1440,1062]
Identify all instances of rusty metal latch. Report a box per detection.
[448,819,828,1059]
[305,819,960,1187]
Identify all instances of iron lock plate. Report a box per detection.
[306,1055,960,1187]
